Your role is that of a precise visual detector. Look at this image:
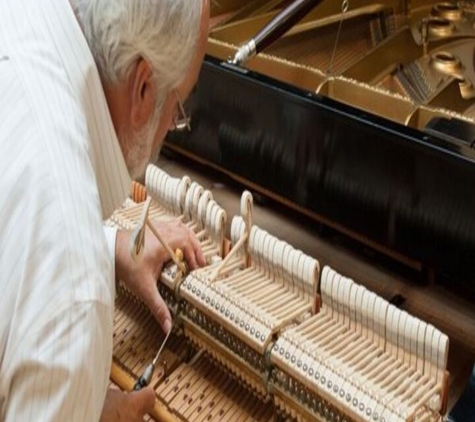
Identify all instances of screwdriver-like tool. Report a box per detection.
[132,325,173,391]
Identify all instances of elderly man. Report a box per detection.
[0,0,209,420]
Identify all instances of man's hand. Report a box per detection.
[100,387,155,422]
[115,219,206,332]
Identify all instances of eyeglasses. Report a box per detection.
[172,89,191,132]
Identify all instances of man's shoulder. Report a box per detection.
[0,53,96,188]
[0,53,89,154]
[0,55,106,265]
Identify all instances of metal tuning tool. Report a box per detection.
[132,323,174,391]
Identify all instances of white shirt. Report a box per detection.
[0,0,131,420]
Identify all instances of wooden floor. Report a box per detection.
[155,152,475,413]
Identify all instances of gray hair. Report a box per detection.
[71,0,202,95]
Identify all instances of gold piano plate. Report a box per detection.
[208,0,475,128]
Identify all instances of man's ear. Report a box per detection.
[130,58,155,129]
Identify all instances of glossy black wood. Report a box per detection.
[167,55,475,286]
[448,364,475,422]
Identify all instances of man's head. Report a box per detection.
[71,0,209,179]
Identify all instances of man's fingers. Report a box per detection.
[128,386,155,418]
[188,228,206,267]
[183,244,198,270]
[101,387,155,422]
[194,244,206,267]
[143,282,172,333]
[183,226,205,269]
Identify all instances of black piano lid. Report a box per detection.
[448,364,475,422]
[168,54,475,286]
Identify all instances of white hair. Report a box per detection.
[70,0,203,178]
[70,0,202,94]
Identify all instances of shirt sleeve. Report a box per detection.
[103,225,118,297]
[2,300,112,422]
[103,225,118,265]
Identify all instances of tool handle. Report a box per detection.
[254,0,323,54]
[132,363,154,391]
[231,0,323,65]
[133,376,149,391]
